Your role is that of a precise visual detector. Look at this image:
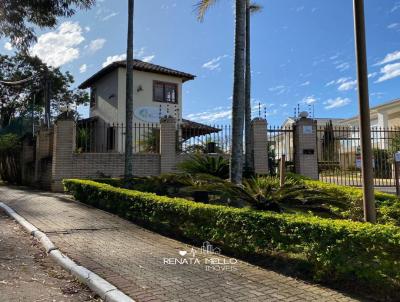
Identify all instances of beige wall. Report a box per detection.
[114,68,183,125]
[90,69,119,123]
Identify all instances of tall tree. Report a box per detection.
[196,0,247,184]
[125,0,135,178]
[0,54,88,129]
[0,0,95,51]
[244,1,262,174]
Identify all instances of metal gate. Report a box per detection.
[267,126,295,175]
[316,125,400,187]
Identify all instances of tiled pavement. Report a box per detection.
[0,186,363,302]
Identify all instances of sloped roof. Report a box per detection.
[79,60,196,89]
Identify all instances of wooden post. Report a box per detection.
[280,154,286,187]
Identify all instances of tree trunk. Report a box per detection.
[124,0,134,178]
[230,0,246,184]
[244,0,252,174]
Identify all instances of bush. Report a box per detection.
[0,133,22,183]
[286,173,400,226]
[178,154,229,179]
[64,179,400,298]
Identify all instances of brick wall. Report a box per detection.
[71,153,160,179]
[294,118,318,180]
[160,117,177,174]
[251,118,269,175]
[39,115,270,192]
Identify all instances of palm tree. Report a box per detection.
[244,1,262,174]
[125,0,134,178]
[196,0,247,184]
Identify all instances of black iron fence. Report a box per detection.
[267,126,295,175]
[76,119,160,153]
[316,126,400,187]
[76,119,231,154]
[179,124,231,154]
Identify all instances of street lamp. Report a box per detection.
[353,0,376,223]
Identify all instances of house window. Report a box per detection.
[153,81,178,103]
[90,87,97,108]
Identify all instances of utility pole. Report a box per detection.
[353,0,376,223]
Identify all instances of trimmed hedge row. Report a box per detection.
[301,178,400,225]
[64,179,400,297]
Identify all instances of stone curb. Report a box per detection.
[0,202,135,302]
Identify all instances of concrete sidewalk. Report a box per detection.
[0,186,361,302]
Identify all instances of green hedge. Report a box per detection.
[300,178,400,225]
[64,179,400,297]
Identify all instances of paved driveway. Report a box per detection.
[0,186,362,302]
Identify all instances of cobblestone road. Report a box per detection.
[0,186,363,302]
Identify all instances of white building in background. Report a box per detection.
[340,98,400,129]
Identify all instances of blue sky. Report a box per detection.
[2,0,400,125]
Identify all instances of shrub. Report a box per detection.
[64,179,400,298]
[0,133,22,183]
[178,154,229,179]
[286,173,400,226]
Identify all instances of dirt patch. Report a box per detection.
[0,209,101,302]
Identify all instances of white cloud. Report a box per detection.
[300,81,310,86]
[30,22,85,67]
[102,48,156,67]
[185,106,232,123]
[302,96,317,105]
[85,26,91,32]
[4,42,13,51]
[268,85,287,95]
[142,55,155,63]
[102,53,126,67]
[102,12,118,21]
[336,62,350,72]
[202,55,228,71]
[376,62,400,83]
[338,79,357,91]
[376,50,400,65]
[324,97,351,109]
[326,77,357,91]
[388,23,399,29]
[79,64,87,73]
[88,38,106,52]
[391,2,400,13]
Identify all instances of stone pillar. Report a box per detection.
[34,127,52,183]
[160,116,177,174]
[294,116,318,180]
[51,117,76,192]
[251,118,269,175]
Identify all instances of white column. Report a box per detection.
[377,111,389,149]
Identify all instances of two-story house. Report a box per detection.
[78,60,218,152]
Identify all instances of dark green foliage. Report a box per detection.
[287,173,400,226]
[322,120,336,162]
[242,177,347,217]
[373,149,392,179]
[64,179,400,298]
[0,133,21,183]
[178,155,229,179]
[0,54,88,129]
[0,0,95,50]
